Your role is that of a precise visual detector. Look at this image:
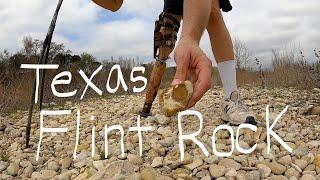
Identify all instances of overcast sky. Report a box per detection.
[0,0,319,67]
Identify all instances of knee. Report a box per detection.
[210,8,223,24]
[207,8,225,33]
[208,0,224,25]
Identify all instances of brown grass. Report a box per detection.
[0,49,319,114]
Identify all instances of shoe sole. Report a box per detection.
[221,112,242,125]
[221,116,259,126]
[221,117,242,126]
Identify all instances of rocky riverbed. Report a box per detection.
[0,87,319,180]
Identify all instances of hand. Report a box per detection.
[172,38,212,108]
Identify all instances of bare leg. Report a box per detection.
[207,0,237,99]
[206,0,257,125]
[207,0,234,63]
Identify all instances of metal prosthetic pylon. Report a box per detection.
[139,13,182,118]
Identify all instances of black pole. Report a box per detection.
[26,0,64,148]
[38,37,53,111]
[39,0,64,111]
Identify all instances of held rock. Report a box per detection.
[159,81,193,117]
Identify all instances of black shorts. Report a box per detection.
[163,0,232,15]
[163,0,184,15]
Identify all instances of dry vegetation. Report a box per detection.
[0,36,319,114]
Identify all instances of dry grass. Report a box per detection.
[0,49,319,114]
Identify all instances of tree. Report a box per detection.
[233,38,251,69]
[32,39,42,56]
[22,36,33,57]
[76,53,101,74]
[48,41,66,61]
[0,50,11,80]
[0,49,10,62]
[21,35,70,62]
[22,36,42,57]
[255,57,266,87]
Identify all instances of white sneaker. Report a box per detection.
[221,91,257,125]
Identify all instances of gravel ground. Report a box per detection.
[0,86,319,180]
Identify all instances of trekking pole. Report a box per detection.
[26,0,64,148]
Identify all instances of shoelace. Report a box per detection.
[225,98,249,114]
[237,100,249,112]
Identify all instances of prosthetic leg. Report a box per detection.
[139,12,182,117]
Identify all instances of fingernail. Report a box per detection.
[187,101,193,109]
[172,79,182,86]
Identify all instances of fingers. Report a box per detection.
[187,75,211,108]
[187,57,212,108]
[171,40,212,108]
[172,50,190,86]
[188,69,197,85]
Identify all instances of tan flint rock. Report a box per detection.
[159,81,193,117]
[315,154,320,168]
